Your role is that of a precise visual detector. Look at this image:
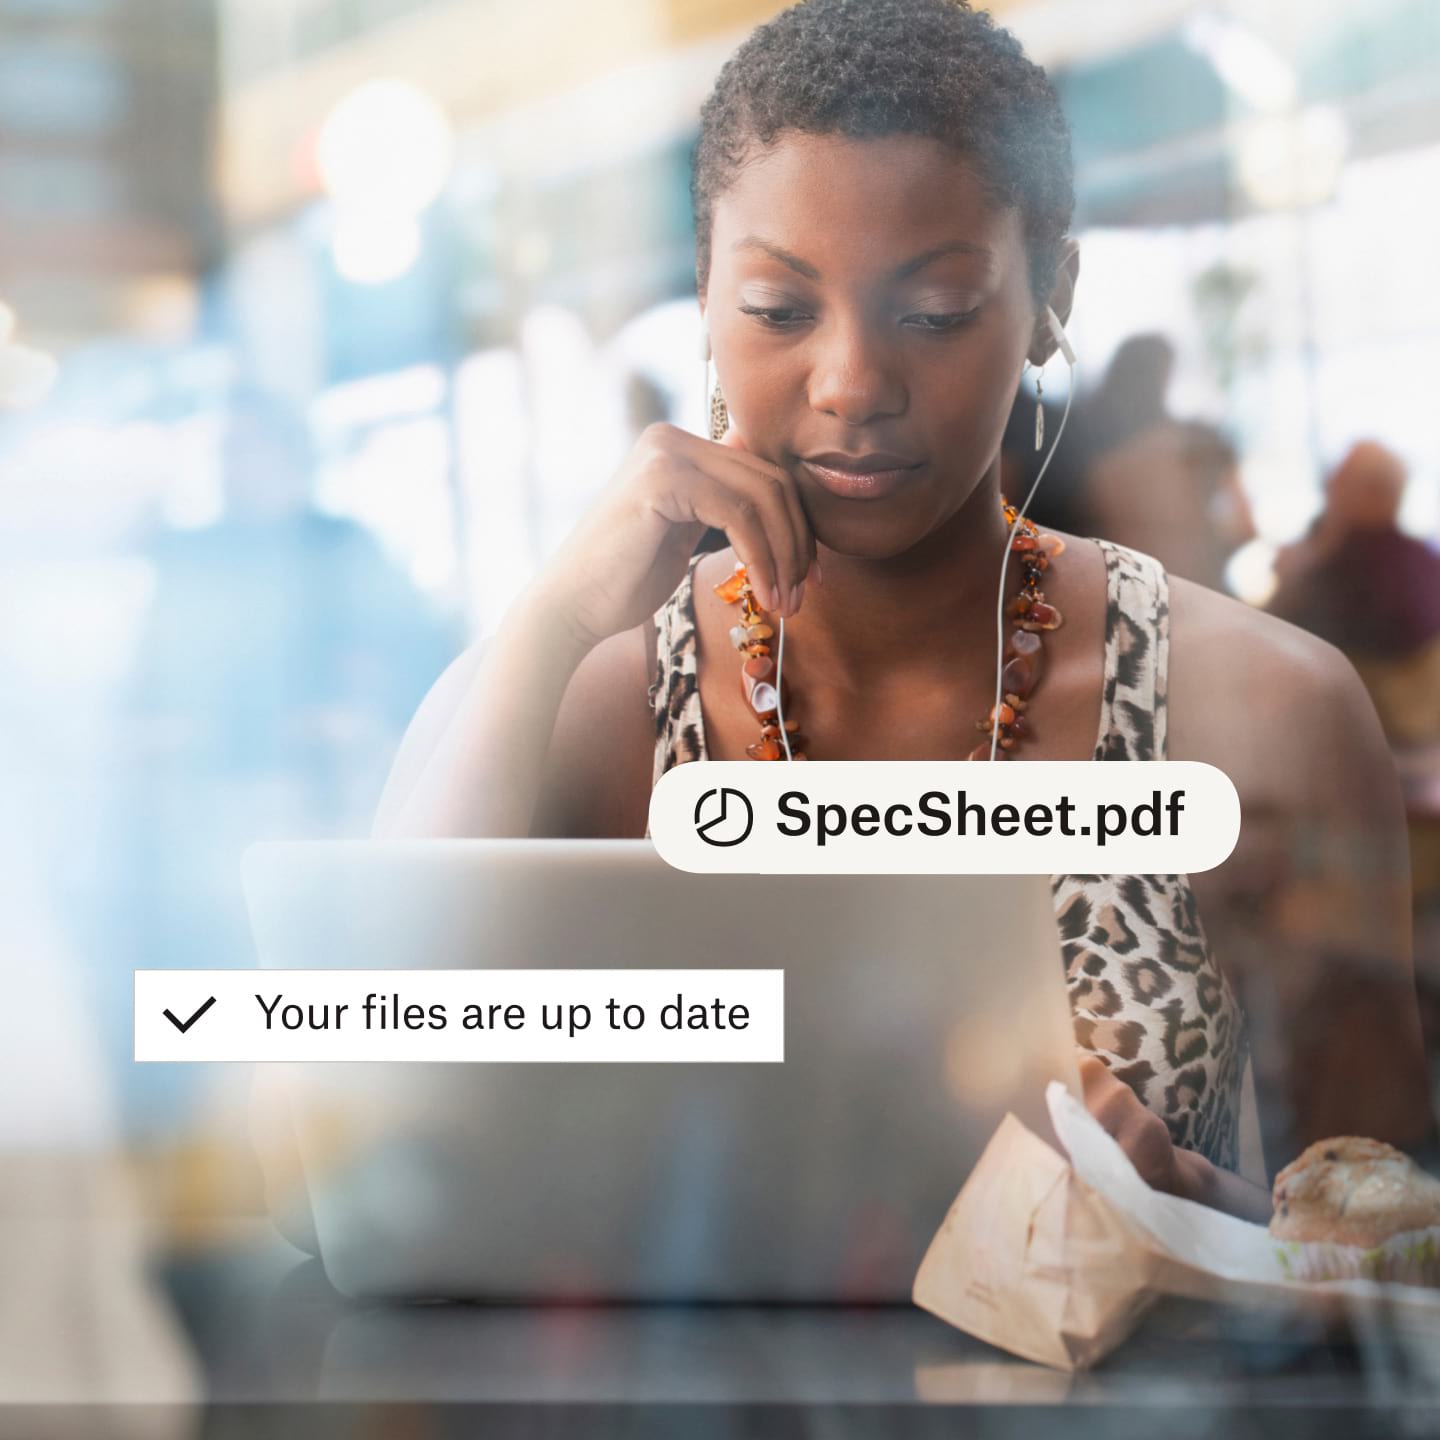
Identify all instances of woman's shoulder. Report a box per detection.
[1168,571,1352,694]
[1165,571,1392,802]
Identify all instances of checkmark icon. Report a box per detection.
[163,996,217,1034]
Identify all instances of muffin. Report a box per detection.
[1270,1136,1440,1285]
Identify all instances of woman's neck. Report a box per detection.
[776,466,1015,691]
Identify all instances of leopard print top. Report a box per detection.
[647,539,1247,1172]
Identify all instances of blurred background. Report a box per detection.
[2,0,1439,1406]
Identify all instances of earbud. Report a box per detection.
[1044,305,1076,369]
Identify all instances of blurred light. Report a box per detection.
[1224,537,1279,607]
[0,298,58,409]
[331,209,422,285]
[120,275,199,342]
[512,230,554,278]
[316,80,454,214]
[943,1015,1029,1109]
[315,411,456,594]
[1183,10,1297,113]
[455,348,533,627]
[311,364,446,435]
[0,554,156,689]
[1238,107,1349,210]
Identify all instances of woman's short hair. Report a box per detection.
[692,0,1075,311]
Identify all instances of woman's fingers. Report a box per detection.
[709,430,813,611]
[681,464,787,612]
[1079,1054,1179,1193]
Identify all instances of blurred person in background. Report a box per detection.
[1268,439,1440,727]
[1268,439,1440,1092]
[1008,331,1255,590]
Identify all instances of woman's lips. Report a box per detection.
[798,454,924,501]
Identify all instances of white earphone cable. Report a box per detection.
[721,314,1075,766]
[776,605,793,760]
[988,355,1077,760]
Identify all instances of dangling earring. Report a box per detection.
[699,317,728,440]
[1034,367,1045,452]
[709,383,729,441]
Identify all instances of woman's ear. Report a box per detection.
[1029,238,1080,367]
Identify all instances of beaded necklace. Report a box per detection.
[713,496,1066,760]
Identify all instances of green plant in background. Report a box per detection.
[1191,261,1267,396]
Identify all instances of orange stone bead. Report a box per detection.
[990,702,1015,726]
[714,568,748,603]
[1001,656,1034,697]
[746,738,782,760]
[743,656,774,681]
[1018,601,1061,632]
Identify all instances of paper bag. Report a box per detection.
[912,1112,1160,1371]
[1046,1082,1440,1326]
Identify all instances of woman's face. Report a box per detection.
[705,131,1061,559]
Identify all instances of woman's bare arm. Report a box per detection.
[1234,652,1433,1174]
[372,422,817,840]
[1176,594,1436,1181]
[373,584,597,838]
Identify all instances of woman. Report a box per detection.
[376,0,1433,1221]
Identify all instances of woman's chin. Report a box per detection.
[806,505,938,563]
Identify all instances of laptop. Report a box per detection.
[243,838,1080,1302]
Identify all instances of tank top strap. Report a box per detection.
[649,549,708,785]
[1092,538,1170,761]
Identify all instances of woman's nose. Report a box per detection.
[806,320,907,426]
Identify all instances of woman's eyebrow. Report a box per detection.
[893,241,994,278]
[731,237,821,279]
[730,236,994,282]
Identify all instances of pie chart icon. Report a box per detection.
[694,786,754,848]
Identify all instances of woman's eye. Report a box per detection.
[903,310,980,333]
[739,304,810,329]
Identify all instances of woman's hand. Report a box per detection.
[1079,1054,1210,1203]
[535,422,817,654]
[1080,1055,1276,1222]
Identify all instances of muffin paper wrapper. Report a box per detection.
[1273,1227,1440,1286]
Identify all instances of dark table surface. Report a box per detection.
[10,1192,1440,1439]
[94,1226,1436,1439]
